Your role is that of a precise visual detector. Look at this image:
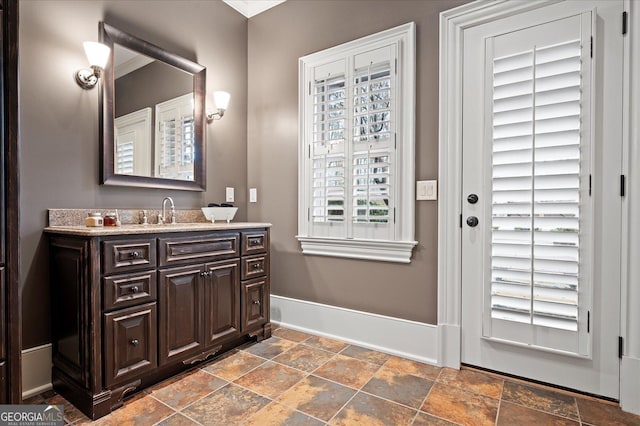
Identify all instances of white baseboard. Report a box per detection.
[22,344,52,399]
[621,355,640,415]
[270,295,439,365]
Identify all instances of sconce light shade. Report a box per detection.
[83,41,110,69]
[207,91,231,122]
[75,41,110,90]
[214,91,231,111]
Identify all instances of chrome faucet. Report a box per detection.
[159,197,176,225]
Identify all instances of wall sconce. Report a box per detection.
[75,41,111,90]
[207,91,231,122]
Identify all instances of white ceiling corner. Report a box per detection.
[222,0,286,18]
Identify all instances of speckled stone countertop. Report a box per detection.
[45,208,271,236]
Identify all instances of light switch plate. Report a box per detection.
[225,187,235,203]
[249,188,257,203]
[417,180,437,201]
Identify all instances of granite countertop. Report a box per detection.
[44,222,272,236]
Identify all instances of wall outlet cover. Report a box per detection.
[226,187,235,203]
[417,180,437,201]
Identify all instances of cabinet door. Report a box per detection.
[241,277,269,332]
[159,265,204,365]
[204,260,240,347]
[104,303,157,386]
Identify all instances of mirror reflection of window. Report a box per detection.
[113,44,195,180]
[155,93,195,181]
[114,108,152,176]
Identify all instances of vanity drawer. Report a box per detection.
[103,239,156,274]
[104,302,157,387]
[241,230,269,256]
[103,271,157,312]
[241,254,269,281]
[159,233,239,267]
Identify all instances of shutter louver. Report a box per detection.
[491,39,582,332]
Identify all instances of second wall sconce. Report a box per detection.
[75,41,111,90]
[207,91,231,122]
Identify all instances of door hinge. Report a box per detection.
[395,58,398,74]
[309,81,311,95]
[587,310,590,333]
[459,213,463,228]
[590,36,593,58]
[589,174,592,196]
[619,336,624,359]
[621,174,626,197]
[394,208,396,223]
[308,207,310,221]
[623,11,628,35]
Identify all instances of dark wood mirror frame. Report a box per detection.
[99,22,206,191]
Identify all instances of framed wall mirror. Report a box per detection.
[99,22,206,191]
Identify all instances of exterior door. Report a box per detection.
[461,0,623,398]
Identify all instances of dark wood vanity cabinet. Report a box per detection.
[47,227,271,420]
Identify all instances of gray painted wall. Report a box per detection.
[19,0,248,348]
[247,0,468,324]
[115,61,193,117]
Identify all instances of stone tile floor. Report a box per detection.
[25,326,640,425]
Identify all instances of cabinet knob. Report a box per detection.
[253,300,261,306]
[252,263,261,269]
[201,271,211,278]
[131,251,141,259]
[130,339,139,346]
[131,286,139,294]
[250,239,260,246]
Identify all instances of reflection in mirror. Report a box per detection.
[114,45,195,180]
[100,22,206,191]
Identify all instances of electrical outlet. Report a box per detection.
[225,187,235,203]
[249,188,258,203]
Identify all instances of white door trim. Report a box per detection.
[437,0,638,413]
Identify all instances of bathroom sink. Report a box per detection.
[201,207,238,223]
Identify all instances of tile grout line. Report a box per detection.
[324,354,390,425]
[410,366,443,425]
[495,377,505,426]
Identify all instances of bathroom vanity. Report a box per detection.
[45,222,271,419]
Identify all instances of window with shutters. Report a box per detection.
[297,23,417,263]
[489,37,590,333]
[114,107,152,176]
[155,93,196,181]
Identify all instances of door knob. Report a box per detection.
[467,194,479,204]
[466,216,479,227]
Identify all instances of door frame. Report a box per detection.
[437,0,638,413]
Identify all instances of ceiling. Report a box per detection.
[222,0,286,18]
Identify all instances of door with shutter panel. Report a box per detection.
[461,0,623,398]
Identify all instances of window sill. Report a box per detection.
[296,236,417,263]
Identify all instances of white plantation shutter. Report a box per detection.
[308,48,397,240]
[114,107,152,176]
[156,93,195,181]
[352,48,395,239]
[310,61,347,238]
[116,141,134,174]
[298,23,416,262]
[490,38,585,332]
